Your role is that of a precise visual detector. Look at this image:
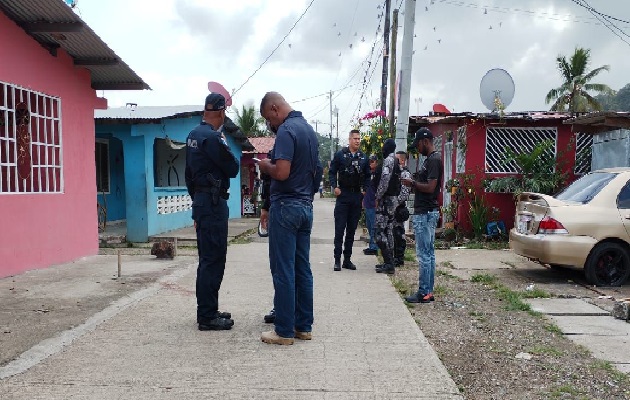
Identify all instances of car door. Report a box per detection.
[616,180,630,242]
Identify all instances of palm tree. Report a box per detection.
[234,104,266,137]
[545,47,614,114]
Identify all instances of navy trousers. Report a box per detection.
[333,191,363,261]
[192,193,228,320]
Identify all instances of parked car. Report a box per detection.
[510,168,630,286]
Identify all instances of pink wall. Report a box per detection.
[0,12,103,277]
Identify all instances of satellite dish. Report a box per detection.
[479,68,515,112]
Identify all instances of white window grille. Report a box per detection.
[0,81,63,193]
[485,127,557,173]
[574,132,593,175]
[455,125,467,173]
[95,139,110,193]
[157,195,192,214]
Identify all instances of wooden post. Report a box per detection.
[117,250,121,278]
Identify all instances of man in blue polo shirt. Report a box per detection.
[257,92,323,345]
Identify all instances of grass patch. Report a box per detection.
[549,385,585,398]
[469,310,487,322]
[404,248,416,262]
[471,273,535,313]
[495,285,532,312]
[528,345,565,357]
[436,269,457,279]
[521,288,552,298]
[229,228,257,244]
[391,276,412,296]
[439,261,454,269]
[463,240,510,250]
[471,274,497,285]
[590,360,630,385]
[544,323,564,335]
[433,284,449,296]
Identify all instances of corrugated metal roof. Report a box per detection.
[95,106,255,151]
[95,105,202,121]
[0,0,149,90]
[243,136,275,154]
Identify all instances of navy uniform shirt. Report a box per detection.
[185,121,239,199]
[328,147,371,192]
[270,111,322,203]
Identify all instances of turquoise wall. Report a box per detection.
[95,134,126,221]
[96,116,243,242]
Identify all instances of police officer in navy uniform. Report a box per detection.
[185,92,239,331]
[329,129,370,271]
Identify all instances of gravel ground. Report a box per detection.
[391,254,630,400]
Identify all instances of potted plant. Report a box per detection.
[445,178,459,196]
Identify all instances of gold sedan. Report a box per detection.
[510,168,630,286]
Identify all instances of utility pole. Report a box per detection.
[329,90,334,163]
[334,106,339,152]
[388,9,399,137]
[395,0,417,153]
[380,0,392,115]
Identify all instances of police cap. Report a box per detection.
[205,93,226,111]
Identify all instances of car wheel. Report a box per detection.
[584,242,630,286]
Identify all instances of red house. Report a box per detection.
[240,136,275,215]
[408,112,591,233]
[0,1,148,277]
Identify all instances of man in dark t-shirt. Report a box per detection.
[401,128,443,304]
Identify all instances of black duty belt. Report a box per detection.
[340,187,362,193]
[195,186,229,200]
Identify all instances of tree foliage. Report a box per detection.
[595,83,630,111]
[545,47,614,114]
[234,104,266,137]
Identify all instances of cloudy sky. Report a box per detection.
[75,0,630,137]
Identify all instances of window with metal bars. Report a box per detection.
[574,132,593,175]
[0,81,63,194]
[95,139,110,193]
[485,127,557,173]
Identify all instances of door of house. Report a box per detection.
[442,141,453,226]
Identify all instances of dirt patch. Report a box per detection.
[392,258,630,399]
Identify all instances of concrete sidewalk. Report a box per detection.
[0,197,462,399]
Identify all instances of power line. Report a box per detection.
[437,0,629,27]
[231,0,317,99]
[332,0,362,88]
[570,0,630,47]
[569,0,630,24]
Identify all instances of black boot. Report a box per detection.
[375,263,395,274]
[334,259,341,271]
[376,249,395,275]
[342,258,356,270]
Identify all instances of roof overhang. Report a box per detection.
[0,0,150,91]
[564,112,630,134]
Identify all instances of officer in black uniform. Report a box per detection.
[185,92,239,331]
[329,129,371,271]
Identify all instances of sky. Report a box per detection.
[73,0,630,141]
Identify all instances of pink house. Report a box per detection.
[0,1,148,277]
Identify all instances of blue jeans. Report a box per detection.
[412,211,439,295]
[364,207,378,250]
[268,199,314,338]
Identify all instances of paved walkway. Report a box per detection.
[0,197,462,399]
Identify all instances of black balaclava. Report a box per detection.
[382,138,396,158]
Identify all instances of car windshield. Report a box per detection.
[554,172,616,204]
